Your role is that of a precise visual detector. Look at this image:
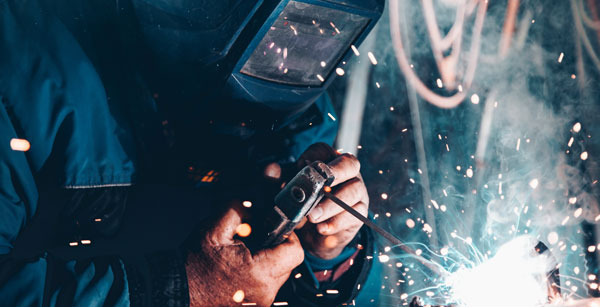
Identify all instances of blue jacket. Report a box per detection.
[0,0,376,305]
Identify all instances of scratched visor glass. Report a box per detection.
[240,1,369,86]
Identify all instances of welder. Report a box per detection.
[0,0,384,306]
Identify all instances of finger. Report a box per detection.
[295,217,308,230]
[297,142,338,168]
[254,232,304,275]
[308,178,368,223]
[328,153,361,187]
[207,206,243,246]
[315,202,368,236]
[264,162,282,181]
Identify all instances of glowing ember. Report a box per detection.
[10,138,30,151]
[406,219,416,228]
[232,290,245,303]
[470,94,480,104]
[236,223,252,237]
[242,201,252,208]
[573,122,582,132]
[581,151,588,160]
[335,67,345,76]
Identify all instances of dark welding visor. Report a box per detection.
[221,0,383,112]
[240,1,369,86]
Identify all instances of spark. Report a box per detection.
[516,138,521,151]
[381,193,388,200]
[233,290,245,303]
[327,112,336,121]
[379,255,390,263]
[581,151,588,160]
[466,169,473,178]
[548,232,559,245]
[236,223,252,237]
[326,289,339,294]
[436,78,443,88]
[573,122,582,132]
[558,52,565,63]
[588,245,596,252]
[571,74,576,79]
[320,61,326,67]
[335,67,345,76]
[569,197,577,204]
[69,242,78,246]
[574,208,583,218]
[350,45,360,56]
[81,239,91,245]
[367,52,378,65]
[295,273,302,278]
[568,137,574,147]
[10,138,30,151]
[470,94,480,104]
[242,201,252,208]
[316,74,325,82]
[406,219,416,228]
[376,82,381,88]
[529,178,539,189]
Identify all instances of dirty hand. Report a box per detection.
[186,206,304,306]
[297,143,369,260]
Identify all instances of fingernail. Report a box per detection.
[309,207,323,221]
[317,223,329,234]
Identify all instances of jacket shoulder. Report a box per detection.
[0,0,135,187]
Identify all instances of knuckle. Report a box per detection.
[355,202,369,216]
[342,153,360,169]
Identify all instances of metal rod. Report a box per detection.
[323,191,447,277]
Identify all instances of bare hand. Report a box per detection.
[297,143,369,259]
[186,206,304,306]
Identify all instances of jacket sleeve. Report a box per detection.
[0,101,133,306]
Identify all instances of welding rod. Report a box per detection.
[323,191,447,277]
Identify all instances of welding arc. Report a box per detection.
[322,192,447,277]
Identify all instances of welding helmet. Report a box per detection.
[130,0,384,124]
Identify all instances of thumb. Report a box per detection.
[207,206,243,246]
[254,232,304,275]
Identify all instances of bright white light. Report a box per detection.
[446,236,555,307]
[529,178,539,189]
